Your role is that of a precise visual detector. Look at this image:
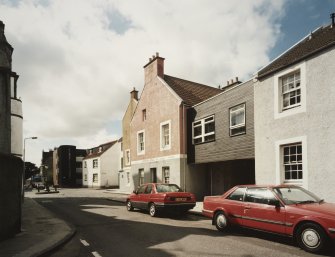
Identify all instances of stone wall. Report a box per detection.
[0,153,22,241]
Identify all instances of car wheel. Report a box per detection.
[296,223,327,253]
[214,211,229,232]
[126,200,134,211]
[149,203,157,217]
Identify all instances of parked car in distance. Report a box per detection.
[126,183,196,217]
[203,185,335,253]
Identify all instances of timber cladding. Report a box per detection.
[191,80,254,164]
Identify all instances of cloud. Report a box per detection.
[0,0,285,164]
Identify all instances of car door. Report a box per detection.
[242,187,286,234]
[132,185,146,209]
[224,187,246,226]
[141,184,153,208]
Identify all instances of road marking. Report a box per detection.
[92,251,102,257]
[80,239,90,246]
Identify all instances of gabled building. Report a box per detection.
[189,78,255,196]
[129,53,221,197]
[254,18,335,202]
[120,88,138,192]
[83,139,122,188]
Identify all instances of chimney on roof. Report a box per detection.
[143,52,165,84]
[0,21,4,34]
[223,76,242,90]
[130,87,138,101]
[331,12,335,26]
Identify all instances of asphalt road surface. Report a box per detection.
[35,197,335,257]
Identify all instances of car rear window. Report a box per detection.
[156,184,181,193]
[227,187,246,201]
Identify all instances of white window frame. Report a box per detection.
[274,62,306,119]
[160,120,171,151]
[125,149,130,165]
[93,159,98,168]
[137,130,145,155]
[192,115,215,144]
[139,169,144,185]
[275,136,308,189]
[93,173,98,183]
[229,103,246,136]
[162,167,170,184]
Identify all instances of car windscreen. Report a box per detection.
[156,184,182,193]
[274,187,321,205]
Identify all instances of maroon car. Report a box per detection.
[203,185,335,253]
[126,183,196,217]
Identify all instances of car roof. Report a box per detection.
[235,184,301,189]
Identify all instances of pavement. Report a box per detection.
[0,188,203,257]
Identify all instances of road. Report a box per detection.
[30,189,334,257]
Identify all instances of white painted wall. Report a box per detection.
[11,99,22,157]
[255,47,335,202]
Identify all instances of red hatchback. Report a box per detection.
[203,185,335,253]
[126,183,196,217]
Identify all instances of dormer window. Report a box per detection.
[98,146,103,153]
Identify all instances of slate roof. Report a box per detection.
[83,140,117,160]
[163,75,222,106]
[257,24,335,79]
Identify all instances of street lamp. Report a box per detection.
[23,136,38,200]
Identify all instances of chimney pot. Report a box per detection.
[149,58,152,61]
[227,81,229,86]
[156,52,159,57]
[230,79,233,84]
[152,55,155,59]
[235,77,238,82]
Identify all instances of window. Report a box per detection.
[281,71,301,110]
[137,130,145,155]
[84,174,87,181]
[145,184,152,194]
[139,169,144,185]
[137,185,146,194]
[93,173,98,183]
[162,167,170,183]
[93,159,98,168]
[125,149,130,165]
[227,187,246,201]
[98,146,103,153]
[283,143,303,181]
[192,115,215,144]
[126,172,130,184]
[160,120,171,150]
[84,161,87,168]
[142,109,146,121]
[245,188,277,205]
[230,103,246,136]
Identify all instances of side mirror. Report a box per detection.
[268,199,281,208]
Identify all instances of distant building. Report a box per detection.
[51,145,86,187]
[83,139,122,188]
[120,88,138,192]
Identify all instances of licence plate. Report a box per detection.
[175,198,187,201]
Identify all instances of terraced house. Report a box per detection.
[254,20,335,202]
[129,53,221,198]
[188,78,255,197]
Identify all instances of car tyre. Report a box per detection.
[214,211,229,232]
[149,203,157,217]
[126,200,134,211]
[296,222,328,253]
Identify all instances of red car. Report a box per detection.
[203,185,335,253]
[126,183,196,217]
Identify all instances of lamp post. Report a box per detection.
[23,136,37,200]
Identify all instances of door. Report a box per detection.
[132,185,146,209]
[150,168,157,183]
[242,187,286,234]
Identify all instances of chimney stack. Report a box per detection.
[143,52,165,83]
[0,21,4,34]
[130,87,138,101]
[223,76,242,90]
[331,12,335,26]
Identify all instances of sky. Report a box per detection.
[0,0,334,166]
